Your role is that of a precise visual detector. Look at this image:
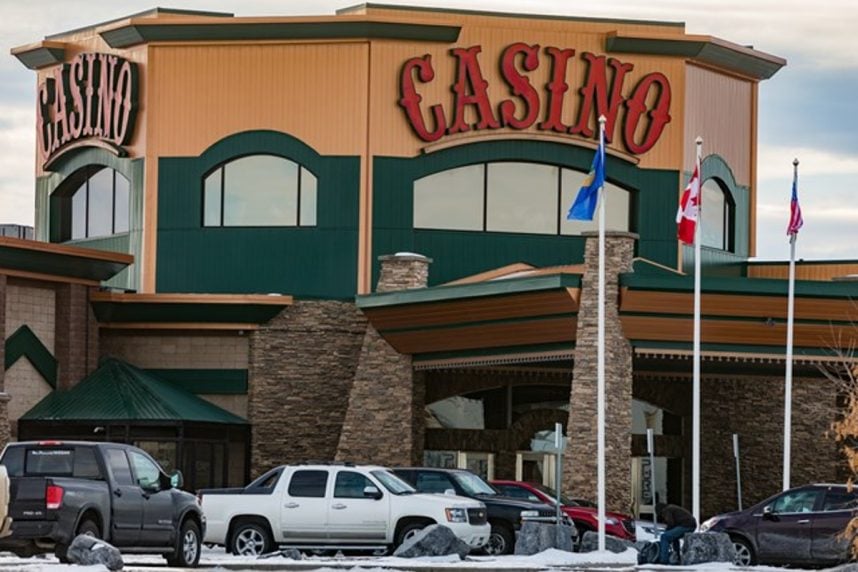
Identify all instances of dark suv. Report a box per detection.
[393,467,563,555]
[701,483,858,566]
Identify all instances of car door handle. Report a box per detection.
[331,503,347,510]
[113,488,122,497]
[797,519,810,524]
[284,502,299,509]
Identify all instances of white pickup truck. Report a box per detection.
[199,464,490,555]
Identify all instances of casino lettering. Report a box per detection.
[399,44,672,155]
[36,52,138,165]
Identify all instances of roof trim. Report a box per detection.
[90,292,291,325]
[621,273,858,299]
[357,273,581,309]
[0,237,132,283]
[605,31,786,80]
[10,41,66,70]
[44,7,234,41]
[99,18,461,48]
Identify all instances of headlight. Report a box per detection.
[700,516,722,532]
[520,510,539,518]
[445,508,468,523]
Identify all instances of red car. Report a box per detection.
[491,480,636,542]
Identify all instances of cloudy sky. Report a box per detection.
[1,0,856,261]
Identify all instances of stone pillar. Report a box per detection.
[248,301,367,476]
[0,276,10,449]
[564,231,637,512]
[336,253,431,466]
[54,284,99,390]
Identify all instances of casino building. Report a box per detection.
[5,3,858,517]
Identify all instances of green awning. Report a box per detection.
[21,358,247,425]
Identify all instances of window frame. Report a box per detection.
[64,166,131,241]
[202,153,317,229]
[413,160,635,236]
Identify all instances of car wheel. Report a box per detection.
[732,537,755,566]
[167,519,201,567]
[57,518,101,562]
[231,522,272,557]
[573,523,592,550]
[395,522,427,547]
[483,524,514,556]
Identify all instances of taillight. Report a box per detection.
[46,485,63,510]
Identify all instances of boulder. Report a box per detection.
[514,521,575,555]
[258,547,303,560]
[66,535,123,571]
[393,524,471,559]
[579,530,636,554]
[680,532,736,565]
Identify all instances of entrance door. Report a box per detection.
[280,469,329,542]
[104,448,142,546]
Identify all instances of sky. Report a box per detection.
[0,0,856,262]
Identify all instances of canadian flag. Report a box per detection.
[676,159,701,244]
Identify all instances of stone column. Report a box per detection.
[564,231,637,512]
[336,254,431,466]
[0,276,10,449]
[54,284,99,390]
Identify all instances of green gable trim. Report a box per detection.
[621,273,858,299]
[143,369,247,395]
[4,326,57,388]
[605,35,785,80]
[373,139,680,287]
[358,273,581,309]
[632,340,833,358]
[157,130,360,298]
[412,341,575,363]
[101,21,461,48]
[22,358,246,424]
[13,46,65,70]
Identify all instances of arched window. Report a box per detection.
[203,155,317,227]
[68,167,130,240]
[414,162,631,235]
[701,178,733,251]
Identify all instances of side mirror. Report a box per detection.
[170,470,184,489]
[444,488,456,496]
[363,485,383,500]
[762,505,775,519]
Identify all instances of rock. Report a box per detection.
[66,535,124,571]
[393,524,471,559]
[258,547,303,560]
[514,521,575,555]
[680,532,736,565]
[579,530,636,554]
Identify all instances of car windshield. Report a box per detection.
[533,483,577,506]
[452,471,497,496]
[371,470,415,495]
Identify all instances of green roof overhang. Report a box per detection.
[0,237,132,284]
[100,19,461,48]
[10,41,66,70]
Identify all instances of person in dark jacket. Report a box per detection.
[656,502,697,564]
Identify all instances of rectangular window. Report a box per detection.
[300,167,317,227]
[486,163,557,234]
[204,168,223,227]
[334,471,375,499]
[701,180,727,249]
[106,449,134,486]
[560,169,630,235]
[114,174,130,233]
[287,470,328,498]
[414,164,484,231]
[71,185,87,240]
[224,156,298,226]
[87,168,114,238]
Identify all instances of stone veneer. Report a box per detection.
[248,300,366,475]
[564,231,637,512]
[0,276,9,449]
[335,254,432,466]
[54,283,99,390]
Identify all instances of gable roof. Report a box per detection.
[22,358,246,425]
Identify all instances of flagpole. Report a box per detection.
[596,114,607,552]
[692,137,703,525]
[783,158,799,491]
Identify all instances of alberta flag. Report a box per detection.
[787,178,803,236]
[676,158,701,244]
[567,130,606,221]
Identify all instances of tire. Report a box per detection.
[573,523,592,551]
[230,521,272,557]
[166,519,201,567]
[57,518,100,562]
[395,521,428,548]
[483,523,514,556]
[732,536,755,566]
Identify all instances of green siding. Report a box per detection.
[143,369,247,394]
[5,326,57,388]
[373,140,679,286]
[37,150,144,291]
[156,130,360,299]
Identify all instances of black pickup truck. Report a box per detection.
[393,467,566,555]
[0,441,204,567]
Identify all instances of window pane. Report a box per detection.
[300,167,317,226]
[223,155,298,226]
[114,173,130,233]
[822,489,858,511]
[560,169,630,234]
[486,163,557,234]
[87,168,113,238]
[414,164,484,231]
[288,470,328,498]
[106,449,134,486]
[71,183,87,239]
[772,490,819,513]
[702,179,727,249]
[204,168,223,227]
[334,471,374,499]
[129,451,161,490]
[415,471,456,494]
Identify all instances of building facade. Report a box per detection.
[7,4,857,516]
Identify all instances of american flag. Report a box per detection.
[787,178,803,236]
